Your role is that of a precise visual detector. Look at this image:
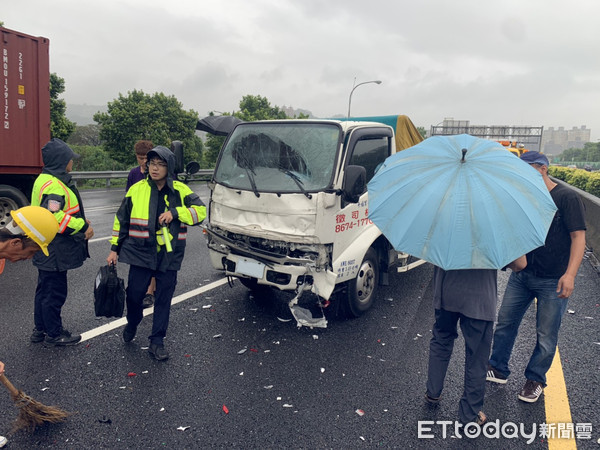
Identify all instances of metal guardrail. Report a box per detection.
[71,169,214,187]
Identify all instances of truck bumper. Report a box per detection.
[209,249,337,300]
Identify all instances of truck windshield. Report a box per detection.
[213,123,341,193]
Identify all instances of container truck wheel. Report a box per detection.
[0,186,29,227]
[343,248,379,318]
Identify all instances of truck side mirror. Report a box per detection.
[186,161,200,175]
[342,165,366,203]
[170,141,185,174]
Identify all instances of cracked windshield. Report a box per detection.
[213,123,341,192]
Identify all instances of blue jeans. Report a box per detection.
[489,271,569,385]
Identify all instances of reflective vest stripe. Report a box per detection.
[131,218,148,226]
[129,230,150,238]
[58,215,71,233]
[188,207,199,223]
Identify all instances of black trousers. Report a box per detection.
[34,269,68,338]
[125,265,178,346]
[426,308,493,423]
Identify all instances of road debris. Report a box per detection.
[177,426,190,431]
[222,405,229,414]
[355,409,365,416]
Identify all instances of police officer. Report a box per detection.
[30,138,94,346]
[107,146,206,361]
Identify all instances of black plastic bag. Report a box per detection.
[94,263,125,318]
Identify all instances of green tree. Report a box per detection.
[67,124,102,146]
[93,90,203,165]
[234,95,288,121]
[50,73,76,141]
[417,126,427,139]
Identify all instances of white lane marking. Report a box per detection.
[80,277,229,342]
[89,235,112,244]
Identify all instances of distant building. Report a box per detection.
[541,126,590,154]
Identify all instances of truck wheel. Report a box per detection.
[343,248,379,318]
[0,185,29,227]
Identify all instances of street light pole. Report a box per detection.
[347,79,382,119]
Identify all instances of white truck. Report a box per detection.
[205,115,426,327]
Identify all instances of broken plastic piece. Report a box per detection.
[289,304,327,329]
[277,317,292,322]
[202,305,212,309]
[127,372,137,377]
[238,348,247,354]
[355,409,365,416]
[568,309,575,314]
[283,404,293,408]
[223,405,229,414]
[177,426,190,431]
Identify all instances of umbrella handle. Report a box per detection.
[0,373,20,396]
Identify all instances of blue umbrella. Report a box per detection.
[367,134,557,270]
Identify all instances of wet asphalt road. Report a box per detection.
[0,183,599,449]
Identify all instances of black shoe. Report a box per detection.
[142,294,155,309]
[518,379,544,403]
[45,328,81,346]
[122,325,137,343]
[424,392,440,404]
[148,343,169,361]
[486,364,508,384]
[30,328,46,343]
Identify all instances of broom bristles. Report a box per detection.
[11,390,70,432]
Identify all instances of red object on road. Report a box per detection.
[127,372,137,377]
[222,405,229,414]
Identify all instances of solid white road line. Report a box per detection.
[80,277,229,342]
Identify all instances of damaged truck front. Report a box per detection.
[205,117,425,326]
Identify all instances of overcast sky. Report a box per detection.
[4,0,600,140]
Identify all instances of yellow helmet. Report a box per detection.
[9,206,59,256]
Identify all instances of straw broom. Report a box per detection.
[0,373,70,432]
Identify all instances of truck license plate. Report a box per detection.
[236,258,265,278]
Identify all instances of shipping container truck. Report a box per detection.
[205,115,427,327]
[0,27,50,227]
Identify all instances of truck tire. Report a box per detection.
[343,248,379,318]
[0,185,30,227]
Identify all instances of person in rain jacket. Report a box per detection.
[107,145,206,361]
[30,138,94,346]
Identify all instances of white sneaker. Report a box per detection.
[0,435,7,448]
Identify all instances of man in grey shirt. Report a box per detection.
[425,258,525,424]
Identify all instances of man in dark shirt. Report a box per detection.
[487,152,586,403]
[426,258,525,425]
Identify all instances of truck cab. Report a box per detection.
[206,117,424,324]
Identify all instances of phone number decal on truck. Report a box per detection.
[335,201,371,233]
